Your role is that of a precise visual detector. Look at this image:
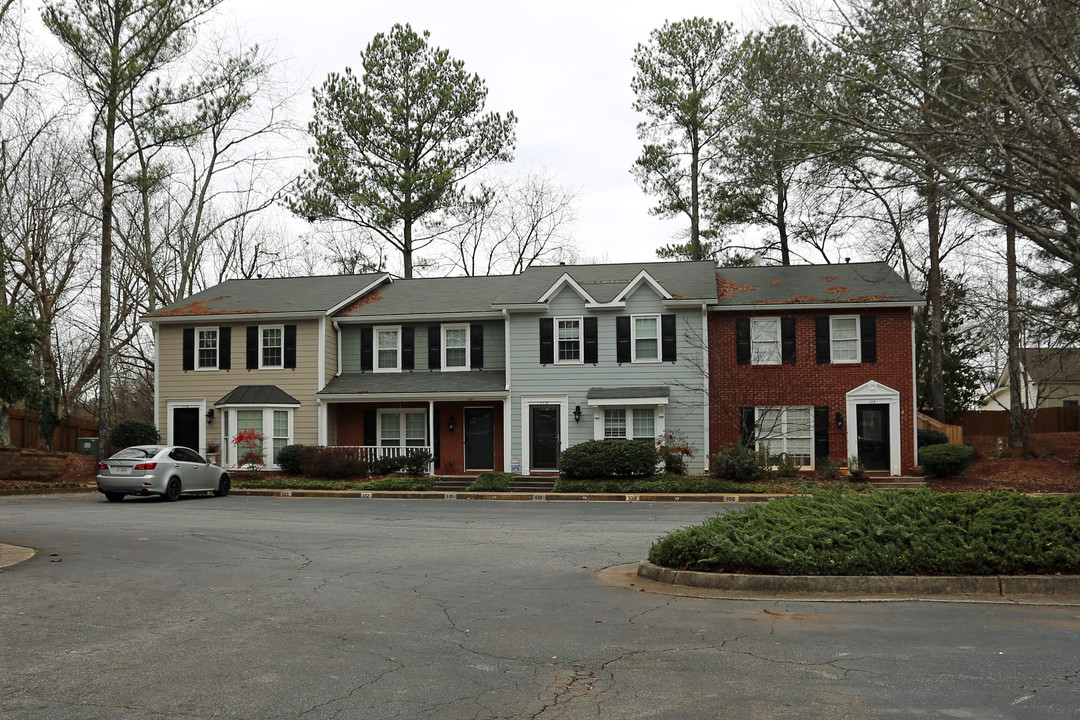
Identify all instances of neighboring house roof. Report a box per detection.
[713,262,923,308]
[994,348,1080,388]
[146,273,388,320]
[318,370,507,396]
[491,260,720,306]
[334,274,522,319]
[216,385,301,406]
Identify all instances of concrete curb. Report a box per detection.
[0,543,35,570]
[637,560,1080,602]
[228,489,787,503]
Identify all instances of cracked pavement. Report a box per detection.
[1,494,1078,719]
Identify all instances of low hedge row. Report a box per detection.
[558,439,659,478]
[649,490,1080,576]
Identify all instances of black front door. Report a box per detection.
[464,408,495,471]
[529,405,560,471]
[856,404,890,472]
[172,407,200,451]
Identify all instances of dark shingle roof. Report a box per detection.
[148,273,387,319]
[216,386,300,406]
[319,370,507,395]
[335,274,521,318]
[586,386,671,400]
[1020,348,1080,385]
[713,262,923,307]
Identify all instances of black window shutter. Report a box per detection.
[401,326,414,370]
[219,327,231,370]
[860,314,877,363]
[182,328,195,371]
[470,323,484,369]
[284,325,297,369]
[735,318,751,365]
[739,407,756,449]
[246,326,258,369]
[360,327,373,372]
[781,317,797,365]
[615,316,631,364]
[583,317,598,364]
[815,316,831,364]
[363,408,377,447]
[814,406,830,465]
[428,326,441,369]
[661,314,677,362]
[539,318,554,365]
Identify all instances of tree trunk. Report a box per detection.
[926,179,946,422]
[402,219,414,278]
[776,164,789,266]
[1006,184,1026,451]
[689,131,702,261]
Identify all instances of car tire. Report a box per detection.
[214,474,230,497]
[164,477,182,502]
[104,492,125,502]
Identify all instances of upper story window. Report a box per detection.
[557,318,582,363]
[197,328,219,370]
[751,318,782,365]
[261,325,284,369]
[376,327,401,372]
[632,315,659,362]
[442,324,469,371]
[830,316,860,363]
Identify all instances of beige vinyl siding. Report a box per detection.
[157,320,323,450]
[324,318,337,387]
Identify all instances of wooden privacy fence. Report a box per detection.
[8,409,99,453]
[960,406,1080,437]
[917,413,963,444]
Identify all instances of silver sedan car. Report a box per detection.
[96,445,231,502]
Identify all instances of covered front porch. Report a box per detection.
[317,371,508,475]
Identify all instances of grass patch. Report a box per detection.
[649,489,1080,576]
[467,472,515,492]
[233,476,437,492]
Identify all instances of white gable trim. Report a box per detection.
[327,273,393,315]
[613,270,673,303]
[537,273,597,305]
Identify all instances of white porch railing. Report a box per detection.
[330,445,435,474]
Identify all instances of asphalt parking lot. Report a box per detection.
[1,493,1078,719]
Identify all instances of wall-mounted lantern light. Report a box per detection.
[448,415,455,432]
[835,411,844,429]
[573,405,582,423]
[205,408,215,425]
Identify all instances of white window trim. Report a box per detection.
[591,403,666,441]
[166,399,207,455]
[259,324,285,370]
[441,323,471,372]
[631,314,661,363]
[374,325,402,373]
[520,395,568,474]
[830,315,861,364]
[221,406,295,469]
[845,380,902,476]
[751,317,782,366]
[554,316,583,365]
[377,409,428,447]
[196,327,219,371]
[755,406,814,469]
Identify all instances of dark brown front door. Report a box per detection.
[464,408,494,471]
[856,404,890,472]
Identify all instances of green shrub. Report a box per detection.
[919,443,975,477]
[648,490,1080,576]
[657,430,695,474]
[847,455,866,478]
[817,458,843,481]
[109,419,160,449]
[276,444,306,474]
[300,446,367,479]
[775,453,799,480]
[917,428,949,448]
[468,472,514,491]
[364,475,436,491]
[399,449,433,476]
[711,443,770,483]
[558,439,659,479]
[368,455,404,476]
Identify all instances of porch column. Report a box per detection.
[429,400,435,474]
[317,399,327,446]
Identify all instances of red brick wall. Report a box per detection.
[708,308,917,473]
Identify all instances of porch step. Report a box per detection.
[868,477,926,490]
[432,477,475,491]
[509,477,556,493]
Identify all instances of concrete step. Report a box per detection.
[868,476,926,490]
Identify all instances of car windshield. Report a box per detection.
[110,447,155,460]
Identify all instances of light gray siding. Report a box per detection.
[339,321,505,374]
[508,286,708,473]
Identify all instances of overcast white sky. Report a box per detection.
[218,0,781,264]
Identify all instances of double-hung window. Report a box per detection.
[375,327,401,372]
[632,315,659,362]
[379,410,427,448]
[197,328,219,370]
[261,326,283,369]
[603,408,656,440]
[442,325,469,371]
[229,407,293,467]
[556,318,582,363]
[756,406,812,467]
[751,318,782,365]
[830,316,860,363]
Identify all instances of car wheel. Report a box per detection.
[104,492,125,502]
[164,477,182,502]
[214,474,230,497]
